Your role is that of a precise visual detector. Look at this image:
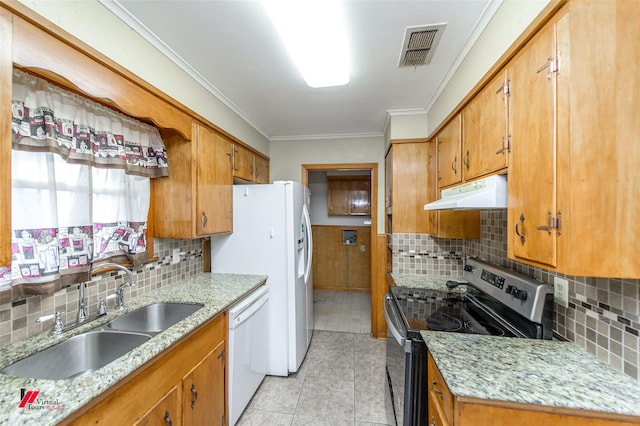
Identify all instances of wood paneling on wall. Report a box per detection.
[312,225,371,291]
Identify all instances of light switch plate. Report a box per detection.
[553,277,569,308]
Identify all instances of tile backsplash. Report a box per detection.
[0,238,204,349]
[390,233,464,276]
[392,210,640,381]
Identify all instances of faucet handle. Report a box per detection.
[97,298,107,316]
[37,312,65,334]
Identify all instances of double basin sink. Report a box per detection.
[1,302,204,380]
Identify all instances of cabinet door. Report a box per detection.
[437,115,462,188]
[509,20,557,267]
[385,148,393,211]
[196,126,233,235]
[327,178,349,215]
[426,141,438,235]
[389,142,429,234]
[182,340,225,426]
[0,9,11,267]
[135,386,179,426]
[254,155,270,184]
[232,143,254,181]
[462,70,509,180]
[349,178,371,215]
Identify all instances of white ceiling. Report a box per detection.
[104,0,497,141]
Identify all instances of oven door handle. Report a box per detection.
[384,294,411,353]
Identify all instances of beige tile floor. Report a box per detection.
[236,290,393,426]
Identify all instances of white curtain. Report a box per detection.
[2,70,165,299]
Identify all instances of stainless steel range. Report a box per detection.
[384,258,554,426]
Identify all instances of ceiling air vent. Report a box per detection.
[398,24,446,67]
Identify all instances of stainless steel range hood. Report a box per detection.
[423,174,507,210]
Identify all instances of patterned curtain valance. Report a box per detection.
[10,69,169,178]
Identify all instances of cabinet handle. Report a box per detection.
[430,416,436,426]
[451,156,457,174]
[202,211,208,228]
[250,164,254,176]
[191,383,198,409]
[515,213,526,244]
[164,411,173,426]
[463,150,470,170]
[431,379,445,400]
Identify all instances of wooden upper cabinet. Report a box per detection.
[327,176,370,215]
[153,122,232,238]
[508,14,558,268]
[232,143,254,182]
[254,154,270,184]
[426,140,480,239]
[461,70,509,181]
[508,0,640,278]
[349,178,371,215]
[386,141,429,234]
[436,115,462,188]
[0,8,11,267]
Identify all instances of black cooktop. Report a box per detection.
[389,285,517,338]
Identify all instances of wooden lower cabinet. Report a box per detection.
[135,387,179,426]
[63,313,226,426]
[182,340,225,425]
[428,352,638,426]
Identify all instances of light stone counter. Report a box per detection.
[421,331,640,418]
[390,273,467,292]
[0,273,266,426]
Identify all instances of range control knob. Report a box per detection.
[506,285,528,301]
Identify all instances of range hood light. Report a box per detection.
[423,174,507,210]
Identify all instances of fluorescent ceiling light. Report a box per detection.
[262,0,350,88]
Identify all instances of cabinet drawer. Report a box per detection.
[428,353,454,424]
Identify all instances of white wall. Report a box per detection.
[270,136,385,234]
[386,113,428,147]
[426,0,551,132]
[17,0,270,155]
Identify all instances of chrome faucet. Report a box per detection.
[92,262,137,310]
[76,282,88,323]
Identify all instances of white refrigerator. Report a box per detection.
[211,181,314,376]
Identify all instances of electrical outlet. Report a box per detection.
[554,277,569,308]
[172,248,181,264]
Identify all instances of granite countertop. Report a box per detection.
[0,273,267,426]
[390,272,467,292]
[421,331,640,419]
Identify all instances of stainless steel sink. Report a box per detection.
[105,302,204,334]
[1,330,150,380]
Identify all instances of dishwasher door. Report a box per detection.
[228,286,269,425]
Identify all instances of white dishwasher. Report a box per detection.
[228,285,269,425]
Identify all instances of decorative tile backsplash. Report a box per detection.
[391,209,640,381]
[390,233,464,276]
[0,238,204,349]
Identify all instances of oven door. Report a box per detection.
[385,294,410,426]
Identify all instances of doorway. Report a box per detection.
[302,163,378,336]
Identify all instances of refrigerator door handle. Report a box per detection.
[302,203,313,284]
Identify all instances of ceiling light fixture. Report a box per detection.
[262,0,350,88]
